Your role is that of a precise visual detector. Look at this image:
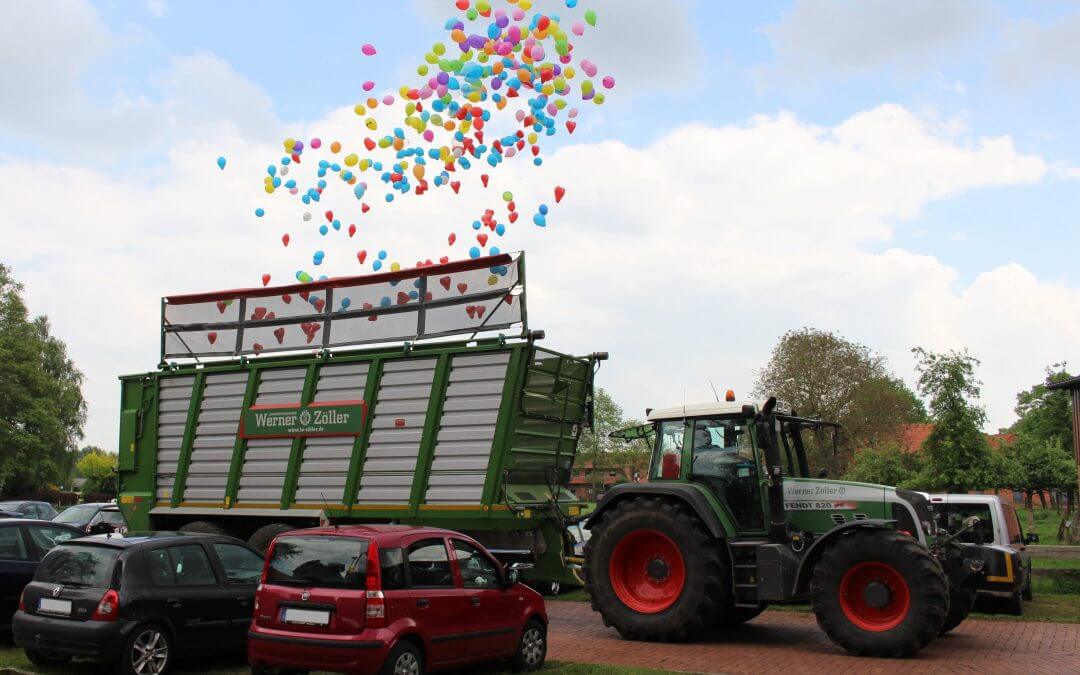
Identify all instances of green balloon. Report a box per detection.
[585,9,597,26]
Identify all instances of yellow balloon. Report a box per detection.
[390,262,401,272]
[365,118,378,131]
[353,104,366,116]
[413,165,425,180]
[344,153,358,167]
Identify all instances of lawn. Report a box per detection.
[1025,507,1077,546]
[0,643,670,675]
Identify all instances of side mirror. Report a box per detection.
[506,569,520,585]
[1025,533,1040,545]
[503,561,534,588]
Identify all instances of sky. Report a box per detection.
[2,0,1080,450]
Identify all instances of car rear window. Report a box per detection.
[267,536,368,589]
[37,545,120,588]
[54,505,97,525]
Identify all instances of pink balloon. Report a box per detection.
[362,80,375,91]
[581,60,598,77]
[361,43,376,56]
[423,130,435,142]
[602,76,615,89]
[572,21,584,36]
[512,8,524,20]
[310,137,322,149]
[382,94,395,105]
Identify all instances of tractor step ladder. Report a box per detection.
[729,540,765,608]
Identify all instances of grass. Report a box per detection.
[1031,556,1080,570]
[1025,507,1077,546]
[0,642,669,675]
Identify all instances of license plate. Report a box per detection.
[282,608,330,626]
[38,598,72,616]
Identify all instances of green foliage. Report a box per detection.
[577,389,649,488]
[754,328,927,477]
[843,443,923,487]
[910,347,992,492]
[76,450,117,495]
[1014,436,1075,494]
[0,264,86,495]
[1013,365,1075,451]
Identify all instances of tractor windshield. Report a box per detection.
[776,416,840,479]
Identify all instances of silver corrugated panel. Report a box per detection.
[156,376,196,500]
[292,362,369,504]
[237,368,307,503]
[185,371,247,501]
[355,358,436,504]
[425,351,510,504]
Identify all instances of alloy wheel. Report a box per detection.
[131,628,168,674]
[394,651,420,675]
[522,627,545,666]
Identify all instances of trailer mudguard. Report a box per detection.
[792,519,896,595]
[585,482,733,539]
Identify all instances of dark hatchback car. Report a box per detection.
[0,501,59,520]
[0,519,84,629]
[13,532,266,674]
[53,502,127,535]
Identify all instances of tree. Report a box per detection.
[1012,436,1076,531]
[843,443,923,488]
[1011,366,1079,542]
[754,328,926,477]
[76,450,118,495]
[910,347,992,492]
[577,389,648,496]
[0,264,87,495]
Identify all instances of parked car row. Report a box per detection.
[4,524,547,675]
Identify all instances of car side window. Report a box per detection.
[0,528,28,561]
[452,539,500,589]
[27,526,77,554]
[406,538,453,588]
[102,511,126,527]
[379,547,407,590]
[150,545,218,586]
[212,543,264,585]
[88,512,103,526]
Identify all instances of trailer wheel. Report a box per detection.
[249,523,296,553]
[178,521,232,537]
[584,497,727,642]
[811,529,947,657]
[940,586,975,635]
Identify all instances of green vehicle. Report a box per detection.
[116,253,601,591]
[584,397,994,657]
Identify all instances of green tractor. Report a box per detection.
[583,396,990,657]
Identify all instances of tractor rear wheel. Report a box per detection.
[584,497,727,642]
[810,530,948,657]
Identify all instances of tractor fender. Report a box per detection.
[793,519,896,596]
[585,482,729,539]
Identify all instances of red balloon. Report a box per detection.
[261,274,271,287]
[448,233,457,245]
[555,186,566,203]
[325,210,333,222]
[357,250,368,264]
[348,224,357,237]
[281,233,290,247]
[481,174,489,187]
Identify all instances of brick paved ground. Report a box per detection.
[546,601,1080,674]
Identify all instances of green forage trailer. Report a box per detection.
[116,253,605,589]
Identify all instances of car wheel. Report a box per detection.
[24,647,72,667]
[510,619,547,672]
[379,640,423,675]
[1007,588,1024,616]
[1022,578,1033,601]
[119,623,171,675]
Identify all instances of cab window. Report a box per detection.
[651,421,683,479]
[943,504,995,544]
[690,418,763,530]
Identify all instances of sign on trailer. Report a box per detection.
[239,400,367,439]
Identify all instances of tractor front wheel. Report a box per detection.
[811,530,948,657]
[584,497,727,642]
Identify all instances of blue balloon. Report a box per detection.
[341,297,352,310]
[539,204,549,215]
[533,213,546,227]
[216,156,226,170]
[496,224,505,236]
[378,250,388,260]
[373,260,383,271]
[469,246,481,259]
[254,208,265,217]
[319,225,328,235]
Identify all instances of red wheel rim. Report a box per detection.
[839,561,911,632]
[608,529,686,614]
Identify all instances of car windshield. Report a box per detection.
[54,505,97,525]
[942,503,996,544]
[267,536,368,589]
[37,545,120,588]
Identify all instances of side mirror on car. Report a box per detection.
[503,561,534,588]
[1024,533,1040,545]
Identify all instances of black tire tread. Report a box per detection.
[583,496,727,642]
[248,523,297,553]
[810,530,947,658]
[178,520,232,537]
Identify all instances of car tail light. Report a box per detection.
[364,539,385,628]
[18,589,26,612]
[91,589,119,622]
[260,542,275,586]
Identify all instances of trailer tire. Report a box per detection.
[178,521,232,537]
[584,496,727,642]
[811,529,947,658]
[249,523,296,553]
[940,587,976,635]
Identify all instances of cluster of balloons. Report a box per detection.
[232,0,613,299]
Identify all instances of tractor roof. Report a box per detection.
[647,401,758,421]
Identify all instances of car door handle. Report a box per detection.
[471,596,480,606]
[416,598,430,608]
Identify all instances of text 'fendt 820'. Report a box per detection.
[116,253,604,591]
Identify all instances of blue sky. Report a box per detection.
[2,0,1079,447]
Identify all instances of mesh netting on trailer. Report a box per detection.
[161,253,526,360]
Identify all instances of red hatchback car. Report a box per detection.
[248,525,548,675]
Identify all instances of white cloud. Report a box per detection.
[3,99,1068,449]
[410,0,703,92]
[995,14,1080,87]
[757,0,992,83]
[147,0,166,18]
